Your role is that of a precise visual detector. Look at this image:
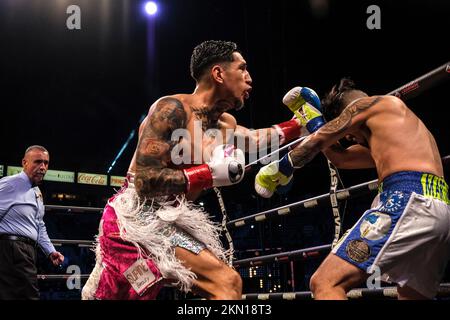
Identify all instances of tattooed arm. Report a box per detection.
[288,96,382,169]
[233,118,303,152]
[190,109,281,153]
[234,125,280,152]
[134,97,188,198]
[234,114,304,152]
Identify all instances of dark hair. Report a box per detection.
[190,40,239,82]
[321,78,357,121]
[24,145,48,157]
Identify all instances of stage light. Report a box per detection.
[145,1,157,15]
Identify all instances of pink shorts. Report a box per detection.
[92,193,163,300]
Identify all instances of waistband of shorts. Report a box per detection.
[379,171,449,204]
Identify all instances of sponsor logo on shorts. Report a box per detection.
[346,240,371,263]
[360,211,392,241]
[380,191,405,213]
[124,259,158,296]
[422,173,450,204]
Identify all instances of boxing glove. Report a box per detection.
[184,144,245,193]
[254,153,294,198]
[283,86,325,133]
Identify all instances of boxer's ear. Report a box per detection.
[211,65,224,84]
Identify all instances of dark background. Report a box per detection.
[0,0,449,299]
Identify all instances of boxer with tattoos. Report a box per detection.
[255,78,450,299]
[82,40,305,300]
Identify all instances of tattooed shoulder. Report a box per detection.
[149,97,188,134]
[321,96,382,134]
[137,97,187,164]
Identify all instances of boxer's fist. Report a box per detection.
[208,144,245,187]
[184,144,245,193]
[255,153,294,198]
[283,87,325,133]
[283,86,321,112]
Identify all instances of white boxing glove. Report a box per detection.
[209,144,245,186]
[183,144,245,193]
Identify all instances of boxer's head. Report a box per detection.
[190,40,252,110]
[322,78,368,121]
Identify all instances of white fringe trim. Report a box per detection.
[109,188,231,293]
[81,236,103,300]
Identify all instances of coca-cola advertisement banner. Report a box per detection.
[77,172,107,186]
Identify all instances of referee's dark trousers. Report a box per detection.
[0,234,39,300]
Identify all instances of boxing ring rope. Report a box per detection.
[242,283,450,300]
[386,61,449,99]
[245,135,307,169]
[233,244,331,268]
[443,155,450,165]
[227,178,379,229]
[37,274,90,281]
[45,204,103,213]
[51,239,94,247]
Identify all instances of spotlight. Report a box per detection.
[144,1,158,15]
